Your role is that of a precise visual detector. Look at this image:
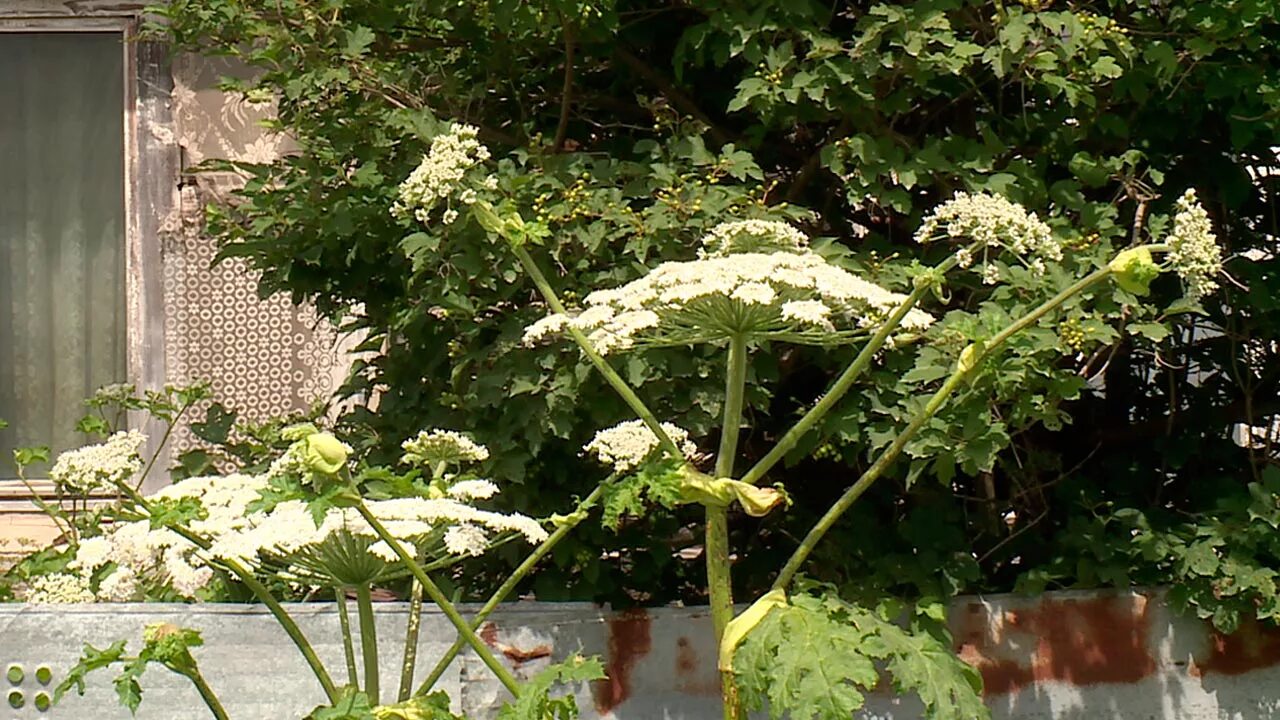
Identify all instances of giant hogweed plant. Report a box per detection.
[13,418,608,719]
[387,122,1224,719]
[4,121,1224,718]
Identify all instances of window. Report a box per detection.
[0,12,174,513]
[0,31,128,479]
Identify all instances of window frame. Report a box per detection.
[0,9,177,512]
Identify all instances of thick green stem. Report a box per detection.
[112,481,340,703]
[510,244,683,460]
[398,581,425,701]
[336,587,360,689]
[739,282,933,486]
[706,507,739,720]
[710,334,748,720]
[356,585,380,706]
[773,265,1115,591]
[417,485,604,695]
[354,502,522,696]
[181,667,230,720]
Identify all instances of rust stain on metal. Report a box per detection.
[593,609,652,715]
[674,636,720,696]
[954,594,1155,694]
[1190,618,1280,677]
[504,643,553,664]
[475,622,552,667]
[479,622,499,648]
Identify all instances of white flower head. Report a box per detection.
[1166,189,1222,299]
[447,479,500,500]
[401,429,490,467]
[916,192,1062,268]
[699,219,810,257]
[522,219,933,354]
[392,122,492,225]
[443,524,490,557]
[49,431,146,493]
[25,573,94,604]
[584,420,698,473]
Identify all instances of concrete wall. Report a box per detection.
[2,589,1280,719]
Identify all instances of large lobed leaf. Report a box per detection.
[734,588,988,720]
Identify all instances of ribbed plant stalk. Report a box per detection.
[397,580,425,701]
[335,586,360,688]
[510,244,684,459]
[353,502,522,696]
[738,280,935,487]
[182,666,230,720]
[709,333,749,720]
[111,480,340,703]
[356,584,380,705]
[773,265,1116,591]
[416,484,604,695]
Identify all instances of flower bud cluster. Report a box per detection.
[1166,190,1222,299]
[915,192,1061,284]
[584,419,698,472]
[391,122,494,226]
[49,430,145,493]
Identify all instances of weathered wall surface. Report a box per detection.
[3,589,1280,719]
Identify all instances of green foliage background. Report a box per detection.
[153,0,1280,625]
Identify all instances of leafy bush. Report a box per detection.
[148,0,1278,620]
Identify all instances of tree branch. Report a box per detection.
[613,44,735,147]
[554,20,576,151]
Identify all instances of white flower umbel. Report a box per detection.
[68,474,270,601]
[447,479,500,500]
[25,573,95,604]
[205,494,547,586]
[1166,190,1222,299]
[402,429,490,467]
[523,220,934,353]
[915,192,1062,273]
[49,430,146,493]
[391,122,491,225]
[584,419,698,472]
[443,524,490,557]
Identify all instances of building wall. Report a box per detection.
[0,1,349,558]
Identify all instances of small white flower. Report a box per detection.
[443,524,489,557]
[447,479,500,500]
[442,208,459,224]
[49,431,146,493]
[917,192,1062,266]
[1166,190,1222,299]
[981,263,1001,285]
[732,282,777,306]
[584,420,698,472]
[392,122,491,225]
[25,573,94,604]
[402,429,490,467]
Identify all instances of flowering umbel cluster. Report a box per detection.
[29,430,549,601]
[584,420,699,472]
[402,429,491,467]
[523,220,934,353]
[1166,190,1222,299]
[391,122,496,226]
[915,192,1062,283]
[49,430,145,493]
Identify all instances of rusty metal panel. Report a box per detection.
[4,590,1280,718]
